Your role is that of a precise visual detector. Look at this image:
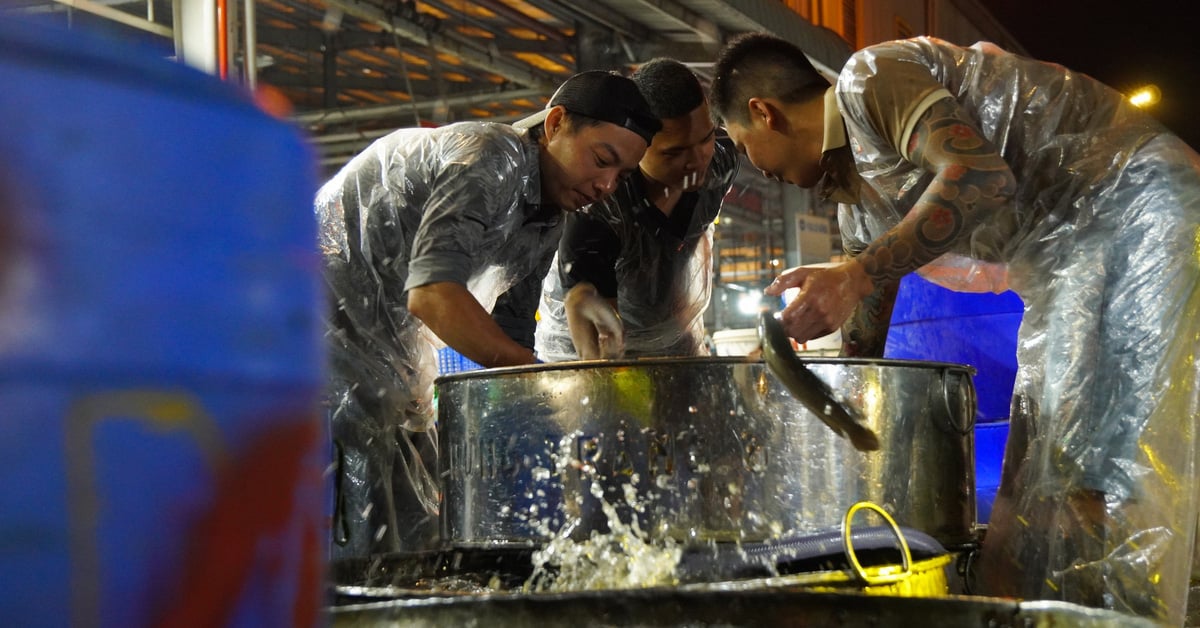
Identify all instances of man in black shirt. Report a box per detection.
[536,59,740,360]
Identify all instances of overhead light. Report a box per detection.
[1128,85,1161,108]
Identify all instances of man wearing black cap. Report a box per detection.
[314,70,659,576]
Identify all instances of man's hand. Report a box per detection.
[764,261,873,342]
[564,282,625,359]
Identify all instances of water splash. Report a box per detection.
[523,431,682,592]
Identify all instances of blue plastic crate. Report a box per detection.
[437,347,484,375]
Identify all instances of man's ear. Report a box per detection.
[749,97,787,132]
[544,106,567,140]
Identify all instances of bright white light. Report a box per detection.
[737,293,761,315]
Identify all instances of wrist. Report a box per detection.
[844,259,875,297]
[565,281,598,306]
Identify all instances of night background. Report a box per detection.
[981,0,1200,151]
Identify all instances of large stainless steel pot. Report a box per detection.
[437,357,978,549]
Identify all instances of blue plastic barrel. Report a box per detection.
[884,273,1023,422]
[0,19,325,628]
[884,273,1022,523]
[974,421,1010,523]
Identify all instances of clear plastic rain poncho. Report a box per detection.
[834,37,1200,623]
[535,138,739,361]
[314,121,560,565]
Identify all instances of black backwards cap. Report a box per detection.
[515,70,662,144]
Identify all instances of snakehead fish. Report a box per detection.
[758,311,880,452]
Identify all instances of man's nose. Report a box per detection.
[594,174,619,196]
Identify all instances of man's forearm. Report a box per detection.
[408,281,537,367]
[840,276,899,358]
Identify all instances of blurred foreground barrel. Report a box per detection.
[0,19,326,628]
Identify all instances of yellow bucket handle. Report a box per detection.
[842,501,913,585]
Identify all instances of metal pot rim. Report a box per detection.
[436,356,977,383]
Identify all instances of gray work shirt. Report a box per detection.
[316,120,560,432]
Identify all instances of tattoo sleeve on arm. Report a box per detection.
[841,274,900,357]
[854,98,1017,286]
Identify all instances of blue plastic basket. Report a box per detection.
[437,347,484,375]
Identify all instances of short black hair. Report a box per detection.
[632,58,706,120]
[710,32,828,125]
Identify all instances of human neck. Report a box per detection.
[640,170,684,216]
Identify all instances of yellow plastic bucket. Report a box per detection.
[756,502,952,597]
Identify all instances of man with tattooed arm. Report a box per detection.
[710,33,1200,624]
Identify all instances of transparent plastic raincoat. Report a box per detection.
[834,37,1200,623]
[535,139,739,361]
[315,122,559,566]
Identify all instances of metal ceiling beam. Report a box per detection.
[309,129,395,145]
[631,41,719,65]
[264,72,424,92]
[469,0,570,45]
[266,69,547,94]
[293,85,547,125]
[692,0,853,77]
[257,25,382,50]
[322,0,562,91]
[541,0,652,41]
[255,30,565,57]
[628,0,722,44]
[316,112,527,170]
[41,0,171,37]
